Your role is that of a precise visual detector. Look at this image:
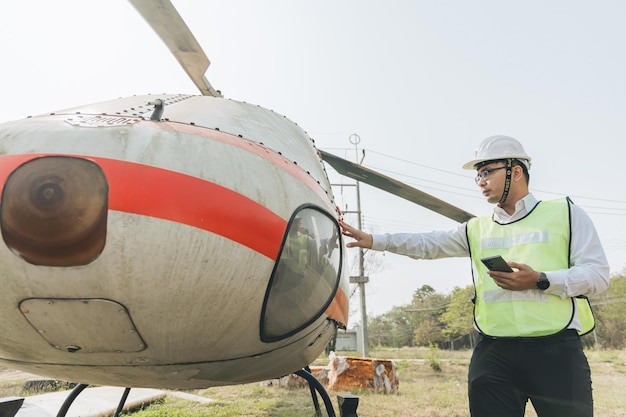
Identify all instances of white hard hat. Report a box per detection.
[462,135,532,170]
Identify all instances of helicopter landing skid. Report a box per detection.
[295,366,359,417]
[55,383,131,417]
[53,369,358,417]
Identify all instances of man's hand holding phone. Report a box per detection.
[480,255,514,272]
[480,256,541,291]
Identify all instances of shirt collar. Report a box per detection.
[493,193,538,223]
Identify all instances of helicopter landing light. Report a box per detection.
[19,298,146,353]
[1,156,108,266]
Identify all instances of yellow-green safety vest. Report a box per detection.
[466,198,594,337]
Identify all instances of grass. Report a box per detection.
[3,348,626,416]
[0,378,28,398]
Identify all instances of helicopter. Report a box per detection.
[0,0,474,415]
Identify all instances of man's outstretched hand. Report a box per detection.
[338,219,373,249]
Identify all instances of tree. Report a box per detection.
[414,318,444,346]
[591,271,626,349]
[368,305,414,348]
[406,285,450,347]
[440,285,476,349]
[413,284,436,302]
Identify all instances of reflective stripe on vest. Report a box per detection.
[467,198,595,337]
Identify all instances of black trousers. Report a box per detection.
[468,330,593,417]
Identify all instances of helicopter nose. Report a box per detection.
[1,156,108,266]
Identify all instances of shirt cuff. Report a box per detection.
[371,234,390,251]
[544,272,566,298]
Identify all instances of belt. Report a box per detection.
[479,329,579,343]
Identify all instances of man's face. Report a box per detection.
[475,162,508,204]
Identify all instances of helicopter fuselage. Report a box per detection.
[0,94,349,389]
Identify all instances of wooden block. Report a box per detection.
[328,355,398,394]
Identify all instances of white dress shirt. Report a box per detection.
[371,193,610,300]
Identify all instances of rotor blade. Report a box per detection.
[320,150,475,223]
[128,0,221,97]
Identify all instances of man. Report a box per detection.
[339,135,609,417]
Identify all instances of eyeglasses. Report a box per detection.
[475,166,508,184]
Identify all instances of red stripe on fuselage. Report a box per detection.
[102,158,287,260]
[0,154,286,260]
[326,286,349,326]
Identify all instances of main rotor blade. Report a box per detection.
[128,0,221,97]
[320,150,475,223]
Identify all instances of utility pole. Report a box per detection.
[347,133,369,357]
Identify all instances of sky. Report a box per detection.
[1,1,625,322]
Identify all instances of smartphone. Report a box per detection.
[480,255,514,272]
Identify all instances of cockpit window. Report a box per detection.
[261,206,341,342]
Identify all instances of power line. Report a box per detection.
[326,146,626,262]
[356,148,626,214]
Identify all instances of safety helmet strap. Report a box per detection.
[499,159,514,204]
